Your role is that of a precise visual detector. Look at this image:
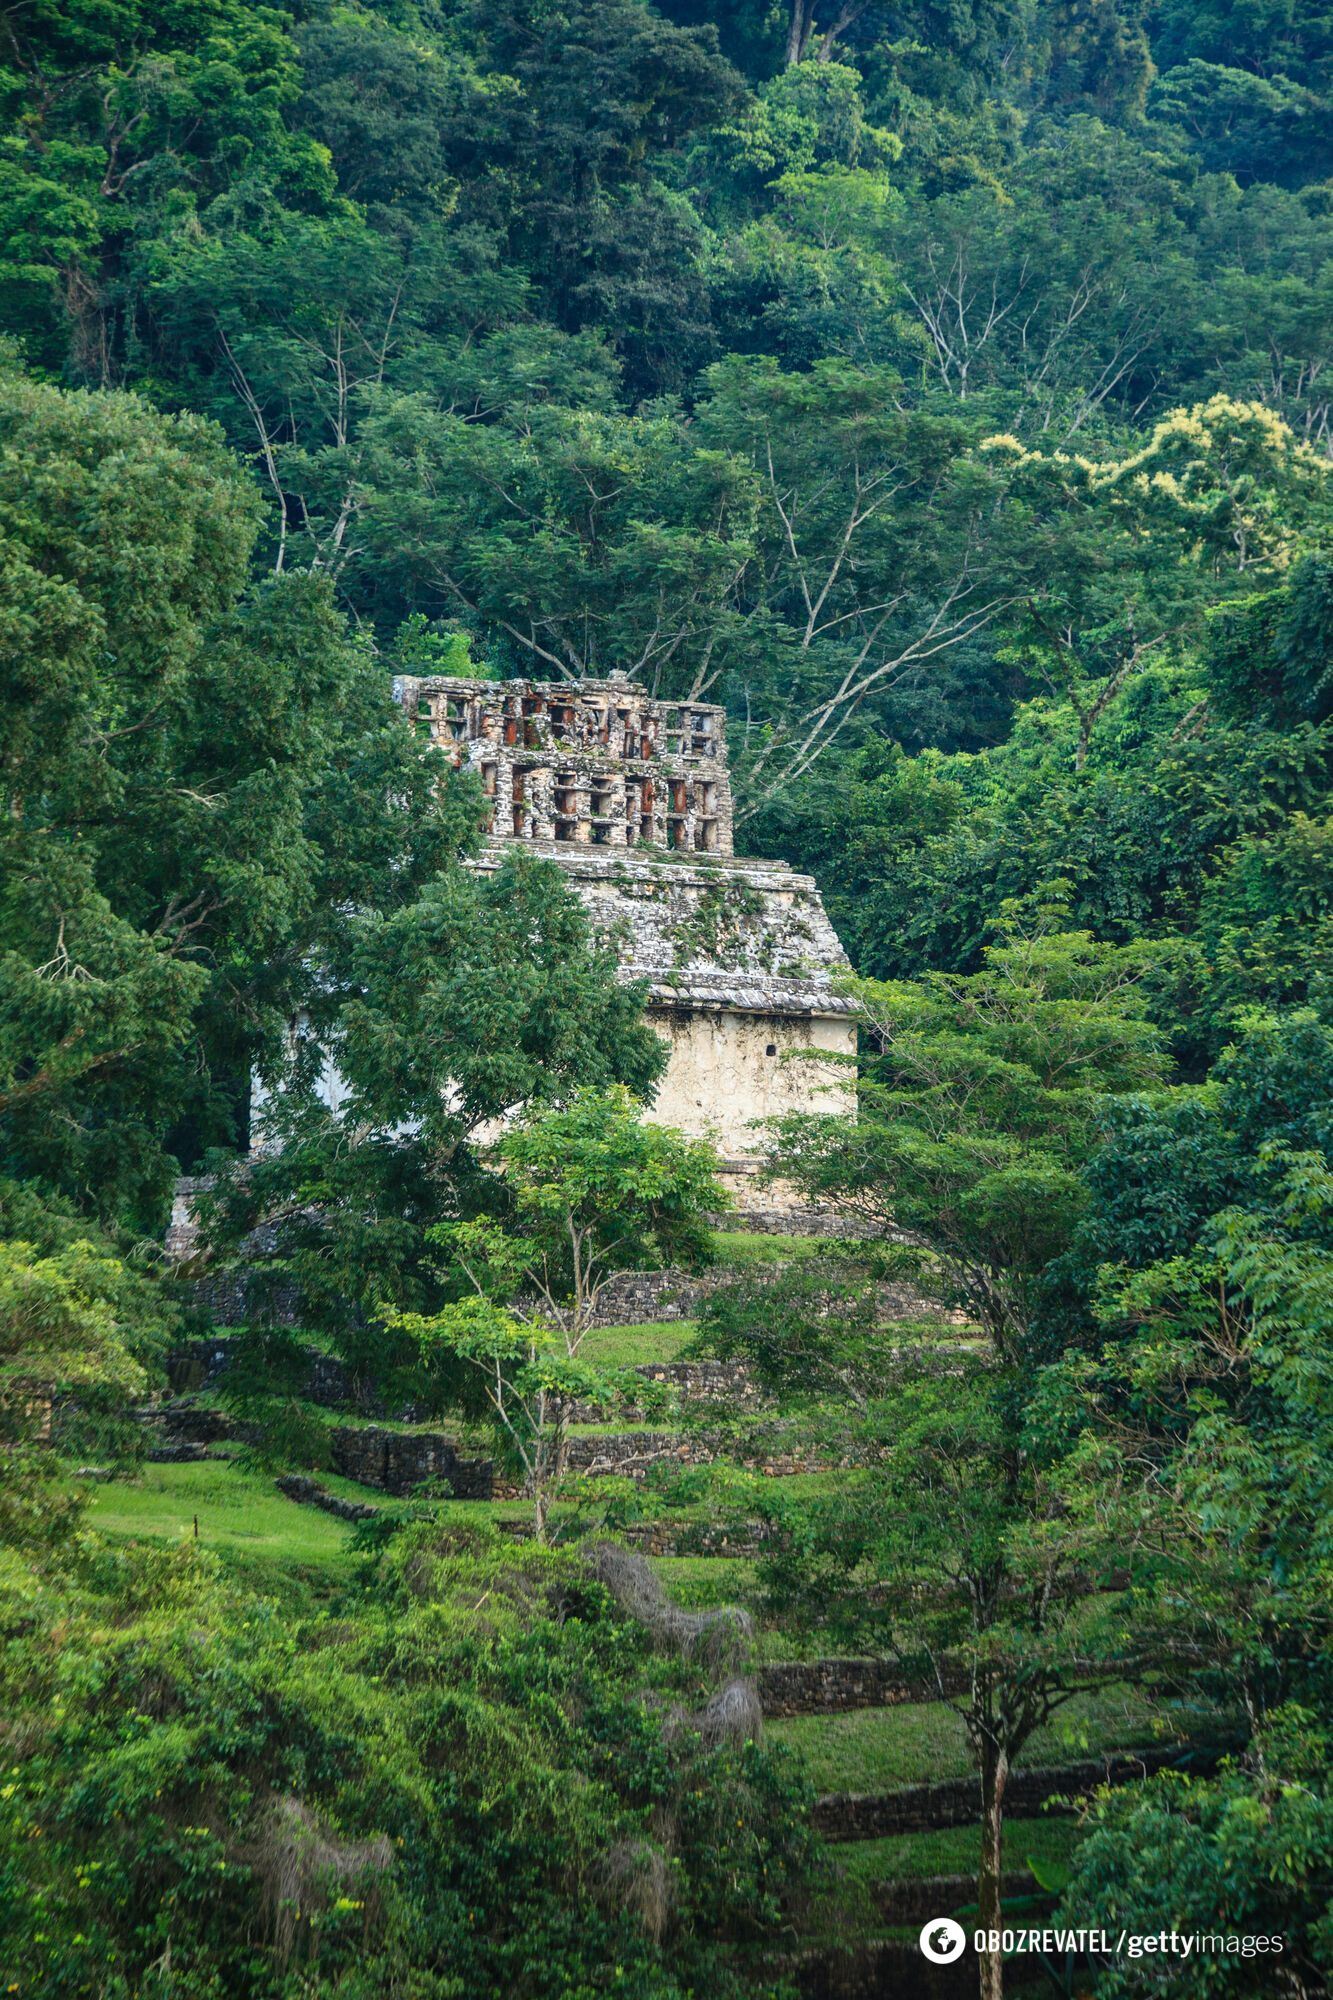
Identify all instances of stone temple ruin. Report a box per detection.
[392,671,857,1199]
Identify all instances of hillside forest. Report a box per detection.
[1,0,1332,1995]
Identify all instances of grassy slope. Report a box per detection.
[88,1458,357,1588]
[767,1687,1214,1796]
[709,1232,844,1265]
[806,1819,1082,1921]
[582,1320,696,1366]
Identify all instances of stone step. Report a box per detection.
[757,1659,958,1718]
[812,1742,1238,1841]
[275,1473,381,1522]
[871,1872,1049,1926]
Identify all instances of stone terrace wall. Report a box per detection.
[584,1269,714,1325]
[559,1358,762,1422]
[810,1743,1235,1840]
[616,1519,779,1557]
[328,1425,493,1500]
[170,1338,765,1421]
[874,1875,1042,1926]
[629,1357,760,1403]
[168,1337,364,1405]
[561,1429,829,1479]
[190,1269,303,1328]
[710,1204,884,1240]
[782,1940,1031,2000]
[584,1265,956,1329]
[756,1659,960,1717]
[562,1430,716,1477]
[492,1427,832,1496]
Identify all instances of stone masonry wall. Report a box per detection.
[809,1744,1235,1840]
[393,672,736,856]
[709,1203,883,1239]
[756,1659,965,1717]
[169,1337,765,1420]
[328,1425,493,1499]
[558,1358,762,1423]
[584,1265,956,1328]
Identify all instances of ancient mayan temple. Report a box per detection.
[392,670,857,1200]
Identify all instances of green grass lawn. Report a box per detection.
[709,1231,857,1265]
[807,1821,1082,1946]
[769,1686,1218,1796]
[85,1456,548,1582]
[87,1457,357,1588]
[582,1321,696,1366]
[651,1553,760,1609]
[805,1818,1083,1937]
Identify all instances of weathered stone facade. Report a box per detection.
[391,672,858,1172]
[393,672,736,854]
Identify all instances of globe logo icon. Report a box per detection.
[919,1916,967,1963]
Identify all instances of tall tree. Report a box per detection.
[0,364,465,1233]
[774,916,1174,1354]
[202,855,667,1382]
[388,1088,722,1537]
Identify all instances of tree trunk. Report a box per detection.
[978,1745,1009,2000]
[786,0,814,64]
[817,1,871,61]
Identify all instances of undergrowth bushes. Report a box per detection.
[0,1511,814,1998]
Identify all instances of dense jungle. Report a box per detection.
[1,0,1332,1994]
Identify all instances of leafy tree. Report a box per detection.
[775,916,1173,1355]
[202,856,667,1376]
[0,364,465,1234]
[695,353,1003,807]
[767,547,1333,1069]
[891,120,1197,428]
[983,397,1329,769]
[0,1512,815,1997]
[352,388,761,686]
[1057,1708,1333,1996]
[0,1231,158,1551]
[386,1088,722,1537]
[1038,0,1154,119]
[690,1248,900,1408]
[1044,1107,1333,1991]
[761,1359,1150,2000]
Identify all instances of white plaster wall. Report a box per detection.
[249,1005,855,1167]
[645,1007,856,1158]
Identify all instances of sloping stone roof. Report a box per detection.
[469,841,856,1018]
